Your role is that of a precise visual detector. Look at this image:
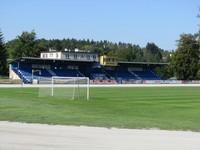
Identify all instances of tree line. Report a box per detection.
[4,30,168,63]
[0,28,199,80]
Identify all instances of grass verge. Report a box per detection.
[0,86,200,131]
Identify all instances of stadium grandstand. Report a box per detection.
[9,49,168,84]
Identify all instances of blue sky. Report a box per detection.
[0,0,199,50]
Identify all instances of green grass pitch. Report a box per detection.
[0,86,200,131]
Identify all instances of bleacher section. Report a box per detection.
[53,69,83,77]
[103,68,161,81]
[116,70,137,80]
[103,68,137,80]
[90,66,109,80]
[11,64,85,83]
[10,60,163,84]
[132,70,162,80]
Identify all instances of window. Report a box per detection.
[87,55,90,60]
[50,53,53,57]
[93,55,96,60]
[66,54,70,59]
[74,54,78,59]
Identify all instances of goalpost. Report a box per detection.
[51,76,90,100]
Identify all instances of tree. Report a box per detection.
[155,64,174,80]
[6,39,18,59]
[0,30,8,76]
[173,34,199,80]
[49,39,63,51]
[197,7,200,79]
[143,43,162,62]
[35,38,49,52]
[5,30,171,62]
[10,30,40,59]
[197,6,200,43]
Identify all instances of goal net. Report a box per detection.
[38,77,89,100]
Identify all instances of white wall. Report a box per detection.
[40,52,62,59]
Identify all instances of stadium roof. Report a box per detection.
[10,57,169,66]
[119,61,169,65]
[10,57,96,64]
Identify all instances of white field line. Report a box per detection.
[0,83,200,88]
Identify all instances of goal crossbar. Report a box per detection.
[51,76,90,100]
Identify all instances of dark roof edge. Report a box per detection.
[118,61,169,65]
[9,57,97,63]
[10,57,169,65]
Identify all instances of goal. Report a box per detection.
[51,76,90,100]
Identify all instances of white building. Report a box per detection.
[40,50,99,62]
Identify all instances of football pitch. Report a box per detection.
[0,86,200,131]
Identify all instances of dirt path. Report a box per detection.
[0,121,200,150]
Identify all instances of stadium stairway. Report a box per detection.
[12,68,31,83]
[129,71,142,80]
[47,69,56,76]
